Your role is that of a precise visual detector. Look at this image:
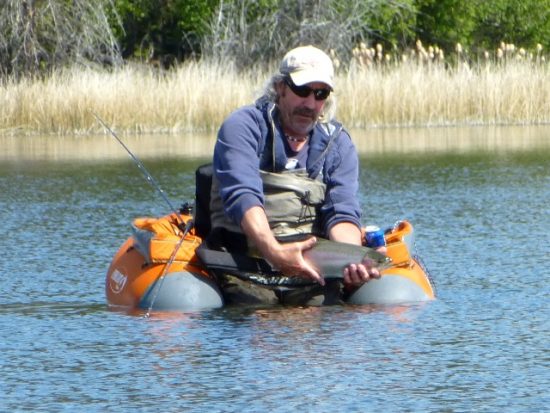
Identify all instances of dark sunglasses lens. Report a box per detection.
[286,78,330,100]
[291,84,311,98]
[313,88,330,100]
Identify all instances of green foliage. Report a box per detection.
[414,0,478,51]
[362,0,418,48]
[4,0,549,76]
[472,0,550,50]
[413,0,550,55]
[113,0,218,63]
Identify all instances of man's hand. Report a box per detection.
[329,222,385,287]
[342,258,382,286]
[241,206,325,285]
[265,236,325,286]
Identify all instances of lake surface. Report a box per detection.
[1,126,549,412]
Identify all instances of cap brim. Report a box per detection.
[290,70,333,89]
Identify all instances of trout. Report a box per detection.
[303,238,392,279]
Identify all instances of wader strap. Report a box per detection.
[308,123,343,175]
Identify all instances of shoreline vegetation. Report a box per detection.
[1,42,548,136]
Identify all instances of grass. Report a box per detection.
[0,63,263,135]
[338,59,550,128]
[1,45,548,136]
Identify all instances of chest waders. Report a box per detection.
[259,169,326,238]
[209,168,327,241]
[209,103,342,241]
[205,109,344,305]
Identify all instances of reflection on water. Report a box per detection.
[0,133,216,161]
[1,126,548,412]
[0,301,106,317]
[2,125,550,161]
[353,124,550,155]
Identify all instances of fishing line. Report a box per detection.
[144,218,194,318]
[93,112,192,314]
[92,112,185,227]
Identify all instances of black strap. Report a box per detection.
[196,243,277,275]
[196,243,324,287]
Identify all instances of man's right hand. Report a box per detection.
[265,236,325,286]
[241,206,325,285]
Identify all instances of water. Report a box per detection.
[1,127,549,412]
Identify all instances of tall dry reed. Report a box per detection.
[1,57,548,135]
[0,62,264,135]
[337,59,550,127]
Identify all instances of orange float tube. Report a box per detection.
[105,213,223,311]
[106,214,435,310]
[347,220,435,304]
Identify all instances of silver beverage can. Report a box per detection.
[364,225,386,248]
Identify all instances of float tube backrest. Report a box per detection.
[195,163,213,238]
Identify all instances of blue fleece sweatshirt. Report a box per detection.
[212,98,361,237]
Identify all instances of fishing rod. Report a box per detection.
[94,113,196,315]
[144,218,194,317]
[92,112,186,228]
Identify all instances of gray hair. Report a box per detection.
[258,72,337,123]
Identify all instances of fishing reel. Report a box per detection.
[179,202,194,216]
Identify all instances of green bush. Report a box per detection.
[472,0,550,50]
[2,0,548,77]
[112,0,218,64]
[413,0,550,55]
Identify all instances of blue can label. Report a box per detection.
[365,225,386,248]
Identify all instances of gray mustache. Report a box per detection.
[293,108,316,118]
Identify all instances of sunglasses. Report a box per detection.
[284,77,331,101]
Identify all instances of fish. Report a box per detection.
[197,236,392,287]
[302,238,392,279]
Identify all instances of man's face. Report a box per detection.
[276,79,330,137]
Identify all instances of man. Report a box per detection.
[208,45,381,302]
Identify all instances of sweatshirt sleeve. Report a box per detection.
[212,107,265,226]
[321,130,362,233]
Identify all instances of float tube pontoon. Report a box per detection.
[106,210,435,311]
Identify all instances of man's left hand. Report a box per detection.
[343,260,382,287]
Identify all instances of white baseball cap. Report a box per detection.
[279,45,334,89]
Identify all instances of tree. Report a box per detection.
[414,0,478,52]
[0,0,122,78]
[413,0,550,55]
[472,0,550,50]
[201,0,419,69]
[113,0,218,64]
